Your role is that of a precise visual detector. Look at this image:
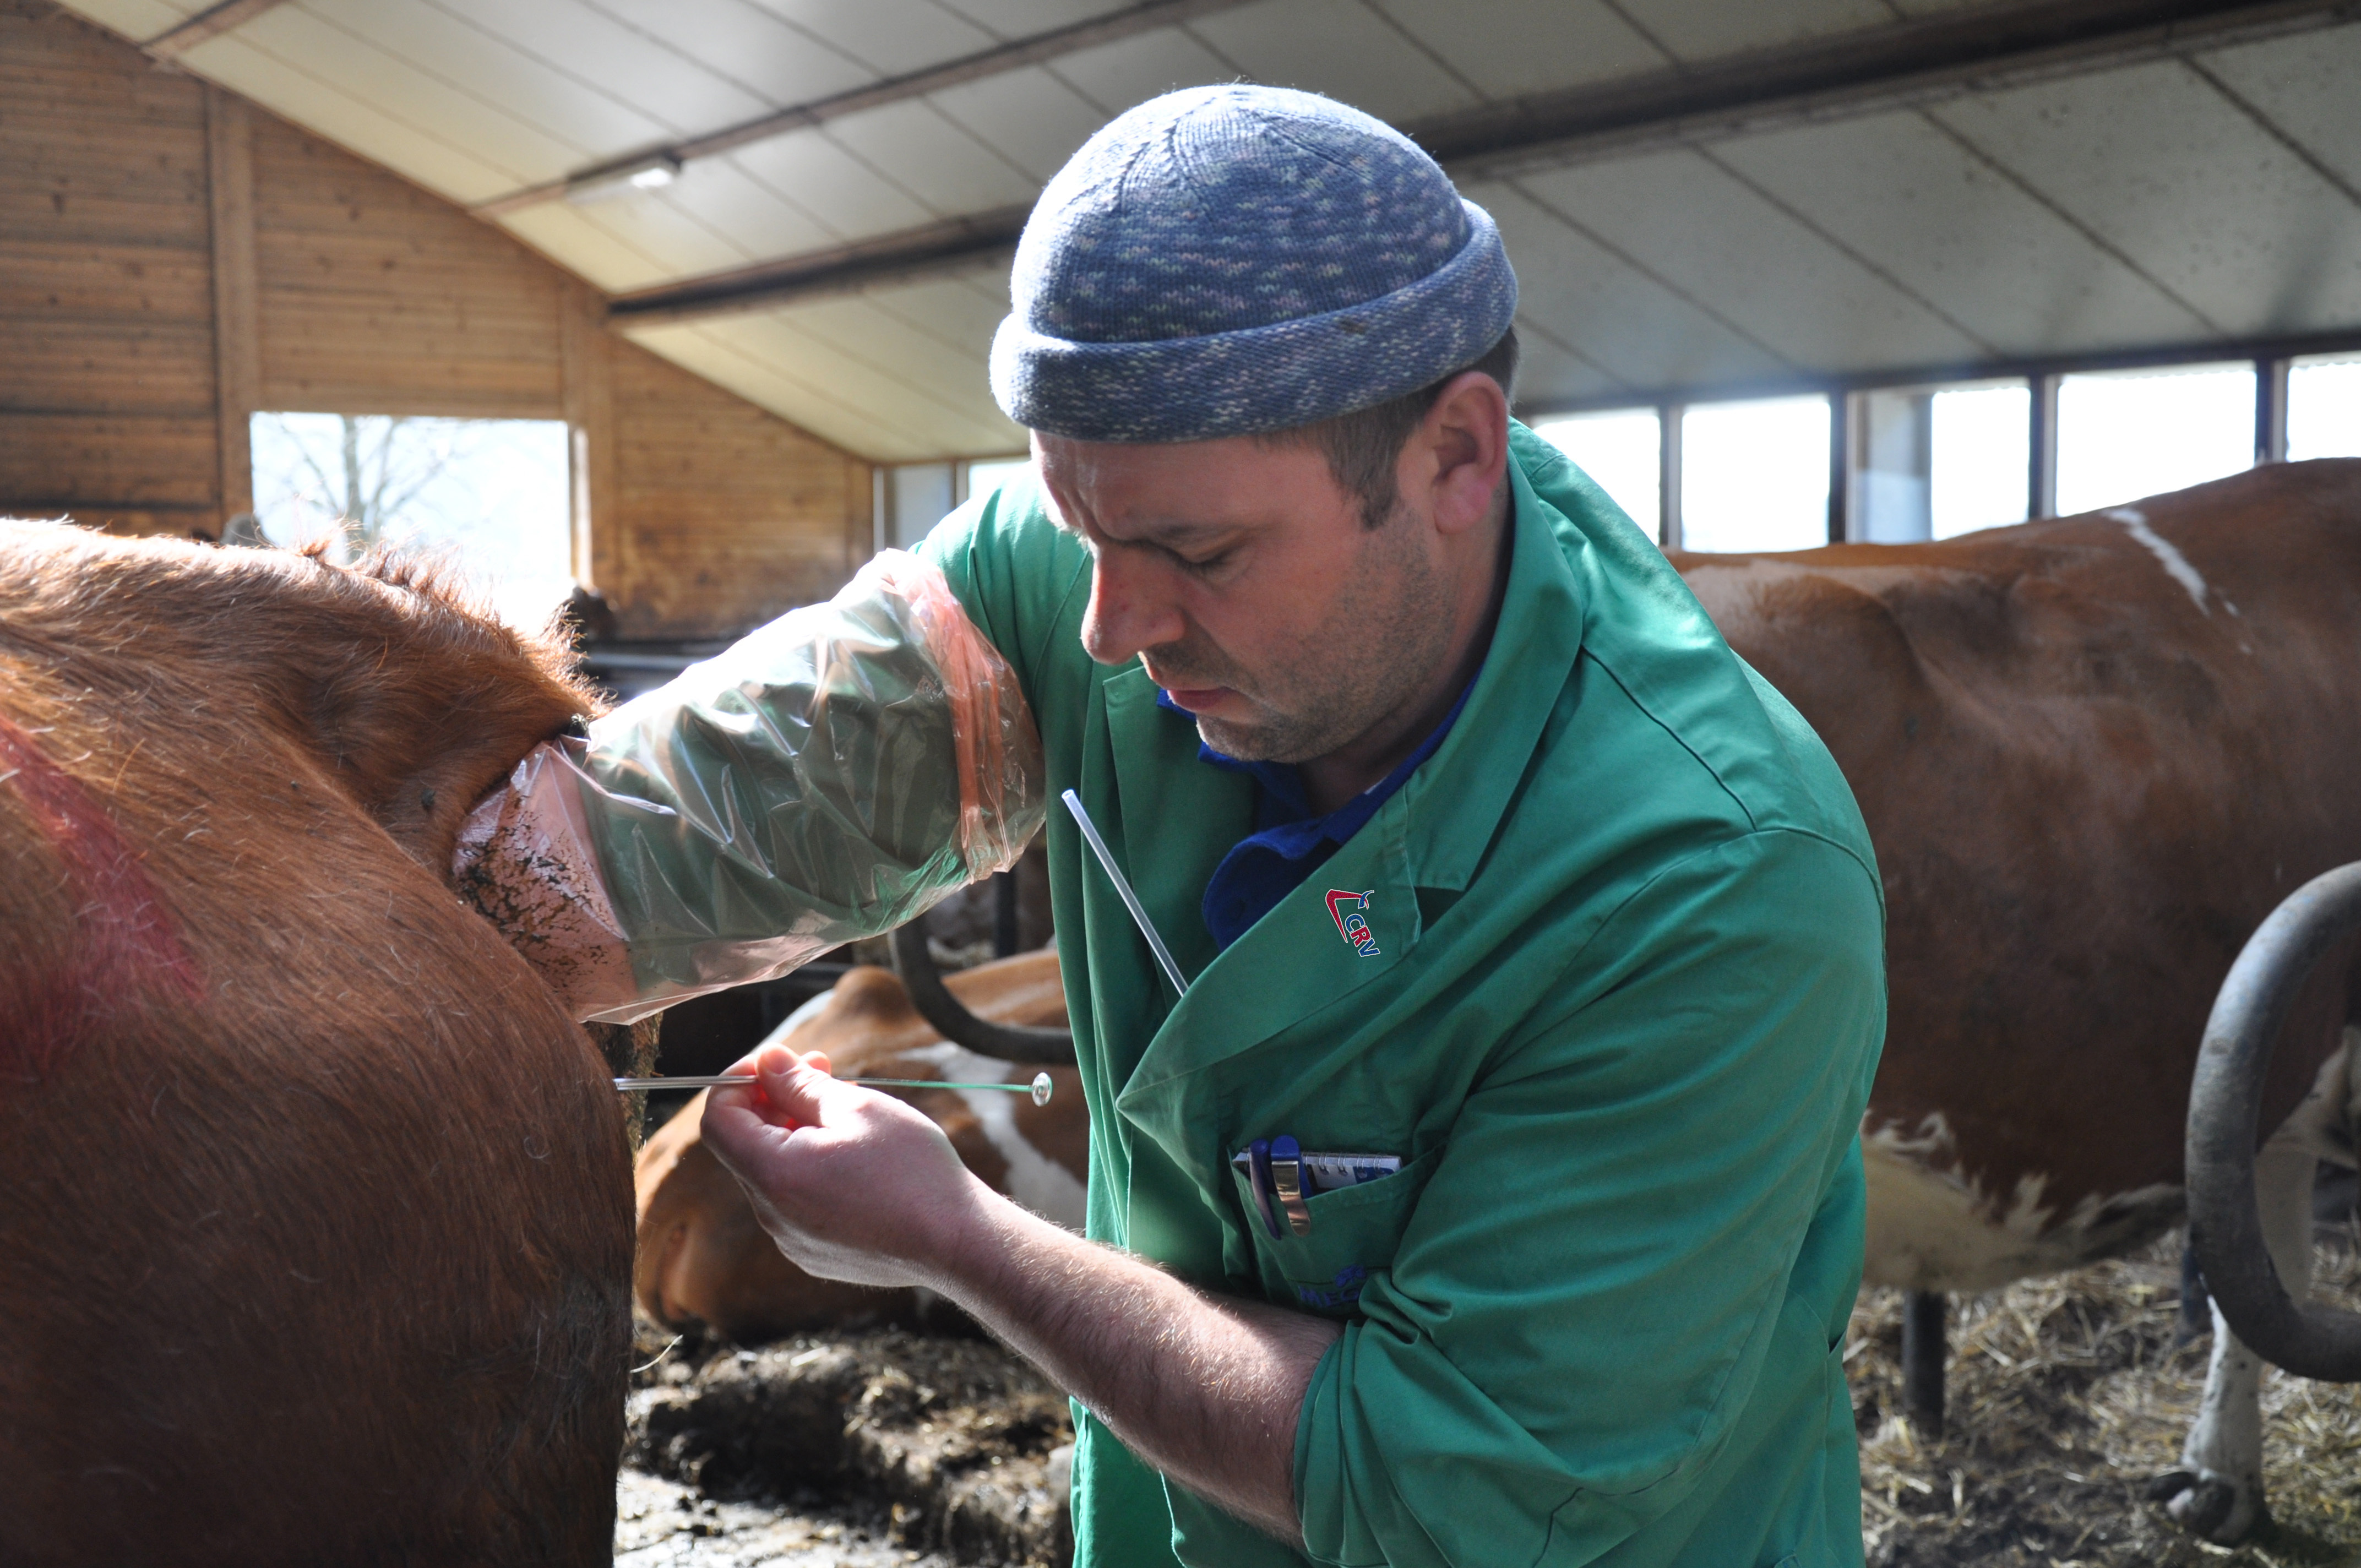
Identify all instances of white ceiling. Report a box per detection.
[59,0,2361,461]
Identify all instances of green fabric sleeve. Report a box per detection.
[1294,829,1885,1567]
[918,475,1095,725]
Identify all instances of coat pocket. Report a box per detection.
[1228,1146,1441,1317]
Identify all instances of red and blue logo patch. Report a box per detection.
[1325,889,1380,957]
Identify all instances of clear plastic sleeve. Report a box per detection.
[454,551,1046,1023]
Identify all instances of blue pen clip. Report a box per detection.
[1248,1138,1283,1240]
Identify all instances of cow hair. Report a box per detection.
[0,519,633,1564]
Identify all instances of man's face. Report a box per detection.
[1033,431,1457,765]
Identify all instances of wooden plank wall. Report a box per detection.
[0,0,872,638]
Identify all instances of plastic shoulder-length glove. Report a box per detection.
[453,551,1046,1024]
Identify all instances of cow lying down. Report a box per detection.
[0,523,630,1565]
[635,949,1083,1343]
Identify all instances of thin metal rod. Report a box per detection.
[614,1072,1053,1106]
[1061,788,1190,995]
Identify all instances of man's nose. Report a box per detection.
[1080,548,1185,667]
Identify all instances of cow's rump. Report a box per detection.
[0,524,629,1566]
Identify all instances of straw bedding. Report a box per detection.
[1849,1236,2361,1567]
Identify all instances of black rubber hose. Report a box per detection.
[2186,860,2361,1382]
[890,920,1075,1065]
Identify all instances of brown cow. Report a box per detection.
[0,522,630,1565]
[635,949,1083,1343]
[1677,458,2361,1539]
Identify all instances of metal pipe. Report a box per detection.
[616,1071,1054,1107]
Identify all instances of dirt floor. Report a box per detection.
[1851,1237,2361,1567]
[621,1324,1073,1568]
[619,1238,2361,1568]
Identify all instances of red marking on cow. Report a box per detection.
[0,711,203,1078]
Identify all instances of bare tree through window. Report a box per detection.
[251,412,572,629]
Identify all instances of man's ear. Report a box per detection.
[1406,371,1511,537]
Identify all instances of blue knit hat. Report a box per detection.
[989,85,1517,443]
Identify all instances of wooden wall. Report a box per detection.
[0,0,872,638]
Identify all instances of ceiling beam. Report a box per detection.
[142,0,293,60]
[592,0,2361,325]
[605,205,1032,328]
[473,0,1256,219]
[1419,0,2361,183]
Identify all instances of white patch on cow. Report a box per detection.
[759,988,838,1050]
[2108,507,2211,614]
[1863,1115,2183,1292]
[895,1041,1087,1230]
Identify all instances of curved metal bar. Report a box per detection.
[2187,860,2361,1382]
[890,921,1076,1065]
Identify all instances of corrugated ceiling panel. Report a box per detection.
[662,303,1019,453]
[1188,0,1482,123]
[1508,331,1624,412]
[1709,112,2217,358]
[497,202,677,291]
[868,274,1015,361]
[1368,0,1666,99]
[298,0,665,170]
[553,0,877,108]
[2196,25,2361,198]
[725,125,940,241]
[742,0,997,76]
[179,29,525,203]
[768,306,1019,453]
[1612,0,1894,63]
[928,63,1119,183]
[940,0,1132,37]
[636,157,837,261]
[1477,179,1790,398]
[1510,150,1986,375]
[1045,23,1237,114]
[424,0,773,132]
[568,190,756,276]
[820,99,1042,214]
[53,0,193,37]
[783,293,1014,414]
[1933,59,2361,338]
[623,318,938,458]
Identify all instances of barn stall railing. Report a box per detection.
[2187,861,2361,1381]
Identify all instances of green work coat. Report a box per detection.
[920,423,1886,1568]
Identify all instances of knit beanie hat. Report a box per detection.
[989,85,1517,443]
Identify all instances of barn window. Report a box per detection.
[877,456,1031,552]
[247,413,574,631]
[2052,364,2256,518]
[1930,383,2031,540]
[964,456,1033,502]
[1531,410,1660,539]
[2287,354,2361,461]
[1678,396,1831,555]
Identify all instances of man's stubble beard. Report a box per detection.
[1157,505,1456,766]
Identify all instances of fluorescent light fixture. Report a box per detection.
[564,153,682,205]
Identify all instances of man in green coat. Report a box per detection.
[465,84,1884,1568]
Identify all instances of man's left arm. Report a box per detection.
[699,1049,1339,1543]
